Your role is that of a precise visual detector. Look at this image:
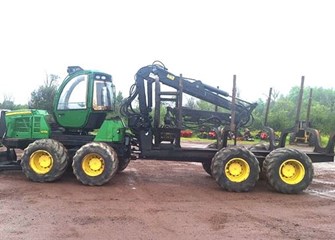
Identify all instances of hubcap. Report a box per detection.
[225,158,250,182]
[29,150,53,174]
[279,159,305,184]
[82,154,105,176]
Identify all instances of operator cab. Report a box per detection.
[53,66,115,132]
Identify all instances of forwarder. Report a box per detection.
[0,62,334,194]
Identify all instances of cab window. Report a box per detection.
[57,75,88,110]
[93,80,115,111]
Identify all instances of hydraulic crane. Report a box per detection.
[121,61,257,157]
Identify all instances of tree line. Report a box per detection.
[251,87,335,134]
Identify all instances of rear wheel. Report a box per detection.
[211,146,260,192]
[308,133,316,147]
[72,142,119,186]
[202,142,217,175]
[202,161,212,175]
[262,148,313,194]
[289,133,296,144]
[21,139,68,182]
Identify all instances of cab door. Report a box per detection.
[54,74,90,129]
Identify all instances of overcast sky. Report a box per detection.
[1,0,334,105]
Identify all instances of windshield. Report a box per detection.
[57,75,88,110]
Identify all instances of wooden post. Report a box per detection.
[154,78,161,145]
[295,76,305,126]
[306,88,313,126]
[175,74,183,147]
[264,87,272,126]
[215,86,219,112]
[231,75,237,145]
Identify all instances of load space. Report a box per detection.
[0,62,334,194]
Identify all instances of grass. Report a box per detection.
[181,137,263,145]
[319,135,331,147]
[181,137,214,143]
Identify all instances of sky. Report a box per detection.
[1,0,334,105]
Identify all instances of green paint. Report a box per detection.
[94,118,125,143]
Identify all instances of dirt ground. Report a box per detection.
[1,143,335,240]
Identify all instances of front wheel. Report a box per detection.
[211,146,260,192]
[72,142,119,186]
[262,148,313,194]
[118,157,131,172]
[21,139,69,182]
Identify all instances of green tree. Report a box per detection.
[196,99,216,111]
[184,97,197,109]
[115,91,124,106]
[114,91,124,114]
[29,74,60,113]
[292,87,335,133]
[0,95,15,110]
[250,98,266,129]
[251,86,335,133]
[13,103,29,110]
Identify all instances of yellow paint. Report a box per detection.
[29,150,53,174]
[279,159,305,185]
[167,74,175,80]
[225,158,250,182]
[6,111,32,116]
[82,153,105,176]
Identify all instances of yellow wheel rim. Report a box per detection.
[225,158,250,182]
[29,150,53,174]
[279,159,305,184]
[82,153,105,177]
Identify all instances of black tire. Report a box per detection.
[289,133,295,145]
[202,142,217,175]
[72,142,119,186]
[211,146,260,192]
[21,139,69,182]
[202,161,212,175]
[308,133,316,147]
[248,143,269,180]
[248,142,269,151]
[118,157,131,172]
[262,148,313,194]
[207,142,218,149]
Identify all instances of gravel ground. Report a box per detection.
[0,143,335,240]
